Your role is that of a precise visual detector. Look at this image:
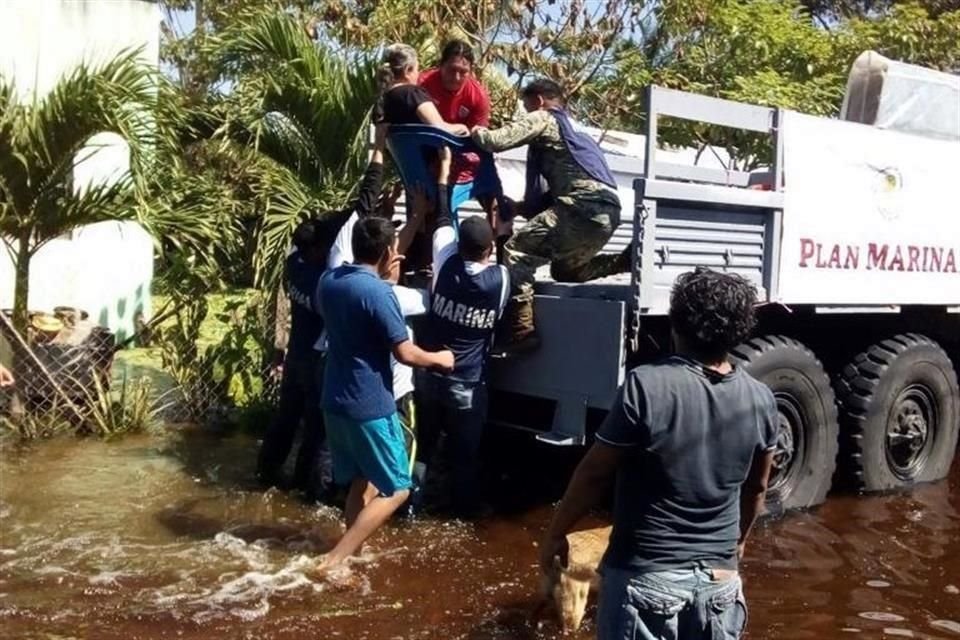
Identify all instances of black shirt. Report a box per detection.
[381,84,433,124]
[597,356,779,572]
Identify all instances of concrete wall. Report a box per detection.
[0,0,161,339]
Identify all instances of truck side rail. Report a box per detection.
[642,85,784,188]
[629,87,786,351]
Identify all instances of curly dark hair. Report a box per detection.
[669,267,758,361]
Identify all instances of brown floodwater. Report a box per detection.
[0,428,957,640]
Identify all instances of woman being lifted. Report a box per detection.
[377,43,469,135]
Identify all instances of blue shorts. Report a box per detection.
[324,411,413,497]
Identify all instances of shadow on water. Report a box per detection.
[159,425,266,491]
[154,497,337,554]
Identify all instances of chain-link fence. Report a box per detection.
[0,298,282,439]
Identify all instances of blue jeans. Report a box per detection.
[598,566,747,640]
[415,373,487,513]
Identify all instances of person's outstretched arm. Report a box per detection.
[393,340,454,372]
[738,391,778,559]
[541,374,644,570]
[471,110,550,153]
[351,124,388,219]
[415,101,469,136]
[540,442,622,570]
[431,147,456,285]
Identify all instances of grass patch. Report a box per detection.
[114,288,275,424]
[114,288,259,388]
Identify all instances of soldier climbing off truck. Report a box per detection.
[471,79,630,355]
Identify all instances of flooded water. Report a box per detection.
[1,428,957,640]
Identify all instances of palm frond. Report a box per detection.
[18,49,156,187]
[250,158,319,290]
[214,10,380,192]
[0,81,30,219]
[29,177,137,252]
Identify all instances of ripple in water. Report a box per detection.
[930,620,960,635]
[858,611,907,623]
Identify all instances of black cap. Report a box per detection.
[458,216,494,258]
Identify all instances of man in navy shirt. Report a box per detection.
[541,268,778,640]
[417,148,508,518]
[317,217,454,571]
[256,220,331,495]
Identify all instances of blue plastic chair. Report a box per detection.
[386,125,505,230]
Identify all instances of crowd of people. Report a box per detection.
[257,37,631,536]
[256,38,777,640]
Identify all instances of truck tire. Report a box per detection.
[837,334,959,492]
[731,336,839,512]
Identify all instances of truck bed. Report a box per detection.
[534,273,633,301]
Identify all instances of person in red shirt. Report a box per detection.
[419,40,491,187]
[416,39,508,269]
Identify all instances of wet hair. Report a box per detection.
[440,39,475,67]
[669,267,758,361]
[351,216,396,265]
[379,43,418,89]
[521,78,565,104]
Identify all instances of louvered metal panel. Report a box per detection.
[647,206,767,282]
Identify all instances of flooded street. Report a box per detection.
[1,428,958,640]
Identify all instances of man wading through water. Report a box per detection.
[315,217,453,572]
[542,267,778,640]
[471,78,628,355]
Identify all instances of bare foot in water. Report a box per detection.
[306,555,363,590]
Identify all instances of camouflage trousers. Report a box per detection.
[504,198,623,304]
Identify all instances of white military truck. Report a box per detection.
[487,52,960,513]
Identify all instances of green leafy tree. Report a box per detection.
[160,0,319,100]
[608,0,960,166]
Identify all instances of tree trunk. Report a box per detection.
[12,233,31,334]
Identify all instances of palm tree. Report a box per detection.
[0,51,157,333]
[213,10,381,290]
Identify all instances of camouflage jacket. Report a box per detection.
[471,109,619,210]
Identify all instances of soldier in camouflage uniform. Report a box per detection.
[471,79,626,353]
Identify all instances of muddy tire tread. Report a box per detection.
[731,335,839,510]
[837,333,959,490]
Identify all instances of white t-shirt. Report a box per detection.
[391,285,429,399]
[326,212,357,272]
[318,212,428,400]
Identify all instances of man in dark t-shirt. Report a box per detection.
[541,267,778,640]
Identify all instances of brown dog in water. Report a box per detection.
[534,525,612,633]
